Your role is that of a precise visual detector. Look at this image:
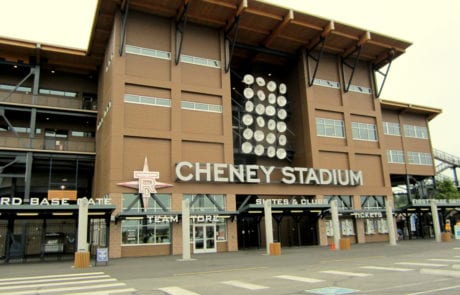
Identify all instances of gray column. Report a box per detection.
[386,199,397,245]
[264,200,274,255]
[77,198,89,251]
[181,199,191,260]
[330,200,340,250]
[23,152,33,202]
[431,200,441,242]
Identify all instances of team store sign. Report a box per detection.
[175,162,363,186]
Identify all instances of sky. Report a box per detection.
[0,0,459,161]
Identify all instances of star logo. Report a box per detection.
[118,157,173,211]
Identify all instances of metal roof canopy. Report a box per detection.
[0,204,116,219]
[0,0,411,76]
[380,99,442,121]
[89,0,411,68]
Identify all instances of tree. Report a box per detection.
[434,178,460,199]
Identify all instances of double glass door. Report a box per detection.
[193,224,216,253]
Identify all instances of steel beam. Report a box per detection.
[175,0,191,65]
[118,0,130,56]
[372,60,392,98]
[306,37,327,86]
[0,67,35,102]
[224,16,241,73]
[340,45,362,93]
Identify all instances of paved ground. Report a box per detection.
[1,239,460,294]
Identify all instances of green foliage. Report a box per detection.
[434,178,460,199]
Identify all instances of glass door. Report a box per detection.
[193,224,216,253]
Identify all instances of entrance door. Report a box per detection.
[193,224,216,253]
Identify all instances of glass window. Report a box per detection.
[316,118,345,138]
[387,150,405,164]
[181,101,222,113]
[180,54,221,69]
[125,44,171,60]
[124,94,171,108]
[404,124,428,139]
[361,196,385,209]
[383,122,401,136]
[352,122,378,141]
[341,219,355,236]
[325,195,352,209]
[122,193,171,213]
[365,218,388,235]
[184,194,226,212]
[121,220,171,245]
[407,151,433,165]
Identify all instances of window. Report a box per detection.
[181,101,223,113]
[325,195,352,210]
[122,193,171,213]
[387,150,405,164]
[361,196,385,209]
[184,194,226,212]
[71,131,94,138]
[0,84,31,93]
[383,122,401,136]
[316,118,345,138]
[125,45,171,60]
[365,218,388,235]
[121,220,171,245]
[325,219,355,236]
[184,194,227,241]
[341,219,355,236]
[39,88,77,98]
[45,129,68,138]
[121,193,173,245]
[407,152,433,165]
[180,54,221,68]
[124,94,171,108]
[404,124,428,139]
[352,122,377,141]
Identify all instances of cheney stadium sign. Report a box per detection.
[175,162,363,186]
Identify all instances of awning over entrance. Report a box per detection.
[0,204,116,220]
[240,203,330,215]
[115,210,239,223]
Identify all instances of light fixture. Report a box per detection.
[248,210,262,214]
[89,212,105,216]
[51,69,55,74]
[13,65,18,69]
[219,215,231,218]
[17,212,39,216]
[52,212,73,216]
[126,216,143,220]
[407,208,416,211]
[290,210,303,213]
[272,210,283,213]
[310,210,322,213]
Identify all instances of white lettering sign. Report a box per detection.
[175,162,363,186]
[0,197,112,206]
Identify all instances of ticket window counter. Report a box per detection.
[193,224,216,253]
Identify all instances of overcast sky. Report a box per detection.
[0,0,459,163]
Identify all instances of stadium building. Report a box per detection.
[0,0,445,261]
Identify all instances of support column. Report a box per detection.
[24,152,33,202]
[431,200,441,243]
[264,200,273,255]
[74,198,90,268]
[181,199,192,260]
[330,200,340,250]
[386,199,397,246]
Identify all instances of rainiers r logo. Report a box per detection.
[118,157,173,211]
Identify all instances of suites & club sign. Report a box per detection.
[175,162,363,186]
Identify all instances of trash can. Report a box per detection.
[441,232,452,242]
[340,238,351,250]
[269,242,281,256]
